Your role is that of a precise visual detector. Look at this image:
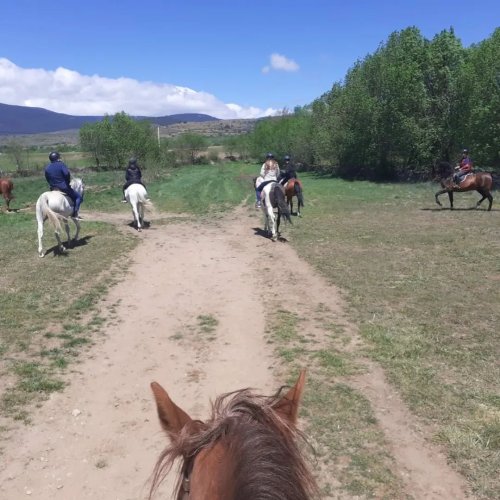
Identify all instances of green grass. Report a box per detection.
[2,165,498,496]
[0,151,91,172]
[288,174,500,498]
[0,197,136,421]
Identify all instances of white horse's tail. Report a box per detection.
[36,193,64,232]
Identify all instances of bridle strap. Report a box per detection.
[180,455,195,500]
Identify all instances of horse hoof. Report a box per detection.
[39,252,45,258]
[138,228,142,232]
[271,236,278,242]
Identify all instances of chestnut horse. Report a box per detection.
[0,177,14,211]
[285,178,304,217]
[150,370,318,500]
[434,161,498,211]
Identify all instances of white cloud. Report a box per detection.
[262,53,300,73]
[0,58,277,119]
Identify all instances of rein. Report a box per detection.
[180,454,195,499]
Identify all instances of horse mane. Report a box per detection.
[150,387,318,500]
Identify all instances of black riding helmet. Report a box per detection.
[266,152,274,159]
[284,155,291,161]
[49,151,60,162]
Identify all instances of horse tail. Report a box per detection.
[294,181,304,208]
[274,185,292,224]
[37,193,63,233]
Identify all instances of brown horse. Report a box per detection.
[434,161,498,211]
[149,370,318,499]
[0,178,14,211]
[285,178,304,217]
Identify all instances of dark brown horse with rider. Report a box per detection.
[434,161,498,211]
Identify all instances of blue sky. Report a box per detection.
[0,0,498,118]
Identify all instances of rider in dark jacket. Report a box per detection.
[278,155,297,185]
[44,151,82,218]
[122,158,146,201]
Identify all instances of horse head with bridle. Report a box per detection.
[35,178,84,257]
[149,370,318,500]
[0,177,14,211]
[433,161,498,210]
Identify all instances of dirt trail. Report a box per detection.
[0,206,470,499]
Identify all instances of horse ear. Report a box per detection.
[273,369,306,425]
[151,381,193,436]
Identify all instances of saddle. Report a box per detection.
[50,187,73,201]
[454,172,474,188]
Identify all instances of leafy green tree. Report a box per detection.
[5,139,25,170]
[79,112,159,168]
[173,133,208,164]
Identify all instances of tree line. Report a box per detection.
[75,27,499,181]
[246,27,500,180]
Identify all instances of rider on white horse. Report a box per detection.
[122,157,146,202]
[255,153,280,207]
[44,151,83,219]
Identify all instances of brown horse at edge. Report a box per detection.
[149,370,318,499]
[0,178,14,211]
[434,161,498,211]
[284,178,304,217]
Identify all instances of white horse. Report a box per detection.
[125,183,150,231]
[36,178,84,257]
[260,181,292,241]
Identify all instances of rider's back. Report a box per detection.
[45,162,70,190]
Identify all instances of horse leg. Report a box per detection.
[476,189,493,211]
[37,219,45,257]
[269,208,277,241]
[73,218,81,244]
[139,202,145,227]
[131,201,141,231]
[435,189,446,207]
[64,220,71,248]
[54,228,64,254]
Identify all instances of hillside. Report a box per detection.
[0,102,219,135]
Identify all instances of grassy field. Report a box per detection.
[0,150,91,173]
[1,164,498,497]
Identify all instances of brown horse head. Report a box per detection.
[149,370,317,499]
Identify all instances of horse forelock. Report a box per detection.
[150,388,317,500]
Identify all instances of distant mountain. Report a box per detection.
[0,103,219,135]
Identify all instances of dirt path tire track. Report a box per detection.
[0,206,470,499]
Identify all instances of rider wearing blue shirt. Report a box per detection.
[44,151,82,218]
